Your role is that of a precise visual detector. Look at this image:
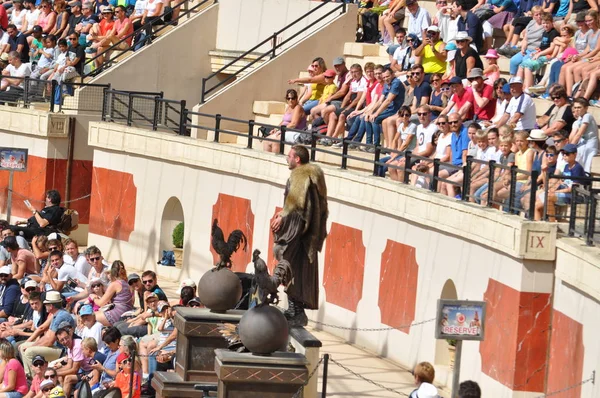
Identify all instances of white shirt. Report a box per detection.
[398,122,417,152]
[415,123,438,154]
[25,9,41,29]
[435,132,452,159]
[492,98,508,124]
[407,6,431,40]
[505,93,536,131]
[81,321,105,351]
[350,76,367,93]
[10,9,25,30]
[0,31,8,47]
[476,146,496,161]
[64,253,91,281]
[6,62,32,84]
[57,262,85,282]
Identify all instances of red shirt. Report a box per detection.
[99,19,115,36]
[452,87,474,121]
[365,78,377,106]
[0,7,7,30]
[114,17,133,46]
[474,83,496,121]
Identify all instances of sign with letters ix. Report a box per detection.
[435,299,486,341]
[0,148,28,172]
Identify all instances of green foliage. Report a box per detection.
[172,222,184,248]
[447,339,457,347]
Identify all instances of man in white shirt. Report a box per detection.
[40,250,87,296]
[79,304,105,351]
[63,238,91,278]
[496,77,536,132]
[406,0,431,41]
[0,50,31,103]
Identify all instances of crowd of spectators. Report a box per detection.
[0,196,202,397]
[0,0,183,101]
[273,0,600,219]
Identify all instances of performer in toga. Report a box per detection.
[271,145,328,327]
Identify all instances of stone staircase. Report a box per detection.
[209,50,268,76]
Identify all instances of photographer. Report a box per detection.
[413,25,447,79]
[391,33,421,77]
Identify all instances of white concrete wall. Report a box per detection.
[215,0,345,53]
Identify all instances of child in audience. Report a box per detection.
[31,35,57,81]
[108,353,141,398]
[570,97,598,172]
[476,135,515,204]
[409,362,438,398]
[64,337,100,397]
[309,69,338,121]
[497,131,533,211]
[482,49,499,85]
[48,38,69,85]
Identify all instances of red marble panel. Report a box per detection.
[45,159,93,224]
[0,155,49,219]
[210,194,254,272]
[546,311,584,397]
[323,223,365,312]
[89,167,137,241]
[378,240,418,334]
[267,206,283,274]
[480,279,551,392]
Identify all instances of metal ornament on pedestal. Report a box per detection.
[237,249,293,355]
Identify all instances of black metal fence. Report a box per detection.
[0,76,58,110]
[569,186,600,245]
[200,0,348,103]
[82,0,216,80]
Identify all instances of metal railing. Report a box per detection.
[57,82,111,113]
[102,89,188,135]
[82,0,216,80]
[568,185,600,246]
[0,76,58,110]
[200,0,348,103]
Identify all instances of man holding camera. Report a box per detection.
[40,250,87,297]
[414,25,447,79]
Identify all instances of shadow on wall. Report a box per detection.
[434,279,457,367]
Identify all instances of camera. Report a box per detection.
[67,278,78,289]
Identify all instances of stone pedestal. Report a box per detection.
[174,307,245,382]
[214,349,308,398]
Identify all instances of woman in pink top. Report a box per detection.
[0,338,29,397]
[36,0,56,35]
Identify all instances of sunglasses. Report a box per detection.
[121,359,131,364]
[142,280,154,284]
[48,247,58,251]
[128,279,140,285]
[554,138,565,143]
[44,374,56,379]
[417,112,429,116]
[411,73,421,76]
[26,287,36,292]
[546,153,555,157]
[456,39,467,43]
[406,39,413,42]
[441,87,450,91]
[449,121,460,125]
[551,96,561,100]
[400,113,410,117]
[0,274,9,277]
[42,388,53,393]
[69,37,78,41]
[33,362,45,367]
[432,79,441,82]
[437,122,447,125]
[286,97,296,101]
[91,284,102,288]
[90,257,101,262]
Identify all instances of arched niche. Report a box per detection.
[434,279,458,367]
[159,197,184,267]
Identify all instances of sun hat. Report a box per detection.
[323,69,336,78]
[527,129,548,141]
[509,76,523,85]
[43,291,62,304]
[177,278,196,294]
[467,68,484,80]
[40,379,55,391]
[484,49,499,59]
[455,31,472,42]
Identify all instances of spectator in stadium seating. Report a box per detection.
[383,106,415,177]
[63,238,91,279]
[90,327,121,389]
[311,57,350,124]
[36,0,56,35]
[50,0,69,38]
[537,85,574,137]
[12,191,62,240]
[455,0,484,52]
[78,304,104,350]
[40,250,87,297]
[126,273,145,311]
[6,24,28,63]
[495,77,536,132]
[414,25,447,78]
[563,0,595,26]
[4,236,37,279]
[21,0,40,41]
[484,79,509,127]
[263,89,307,153]
[482,49,500,84]
[115,292,159,338]
[289,56,327,89]
[406,0,431,41]
[499,2,541,56]
[55,328,91,397]
[453,31,483,79]
[386,28,406,62]
[10,0,26,32]
[320,63,367,146]
[89,261,134,326]
[1,225,30,250]
[19,290,75,377]
[433,0,453,41]
[409,362,438,398]
[141,0,164,41]
[78,2,100,40]
[30,35,58,81]
[476,134,515,203]
[0,265,20,321]
[24,354,49,398]
[438,113,468,194]
[0,289,44,345]
[391,33,419,77]
[570,97,598,172]
[564,10,600,96]
[380,0,405,45]
[0,337,29,396]
[61,1,83,39]
[298,64,322,114]
[468,68,495,122]
[439,76,474,121]
[496,130,533,211]
[429,73,448,119]
[0,51,31,93]
[507,8,544,78]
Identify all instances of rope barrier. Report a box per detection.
[309,317,436,331]
[3,188,91,205]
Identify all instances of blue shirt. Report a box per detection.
[50,309,76,332]
[100,349,119,383]
[562,162,586,187]
[0,279,20,316]
[490,0,518,12]
[450,127,469,166]
[457,12,483,52]
[556,0,569,17]
[383,78,405,113]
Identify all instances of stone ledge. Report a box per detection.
[555,237,600,302]
[0,106,70,137]
[88,121,557,261]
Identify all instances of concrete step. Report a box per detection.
[253,100,286,116]
[254,114,284,126]
[209,49,267,75]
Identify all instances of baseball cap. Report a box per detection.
[562,143,578,154]
[32,25,42,33]
[79,304,94,316]
[58,321,73,330]
[323,69,336,78]
[332,56,345,66]
[40,379,55,390]
[117,352,129,364]
[25,280,38,289]
[157,301,170,312]
[0,265,11,275]
[145,292,158,301]
[509,76,523,85]
[177,278,196,294]
[32,355,46,365]
[502,83,511,94]
[444,42,457,51]
[449,76,462,85]
[127,273,140,283]
[427,25,440,33]
[20,276,31,286]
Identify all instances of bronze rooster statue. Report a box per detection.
[211,219,247,270]
[250,249,293,307]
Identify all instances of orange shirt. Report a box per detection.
[114,371,141,398]
[99,19,115,36]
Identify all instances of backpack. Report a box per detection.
[57,208,79,234]
[359,11,379,44]
[158,250,176,266]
